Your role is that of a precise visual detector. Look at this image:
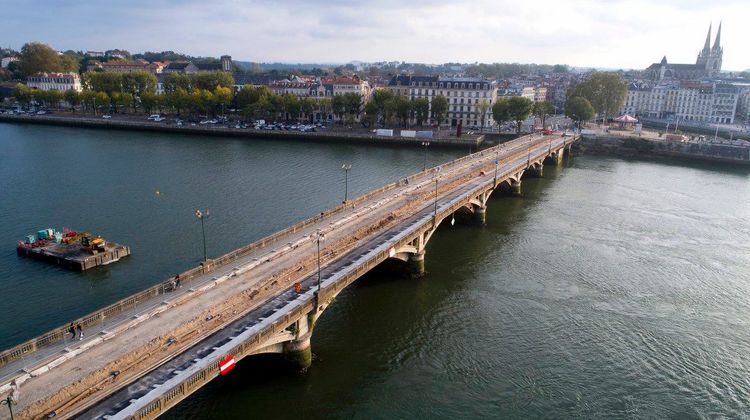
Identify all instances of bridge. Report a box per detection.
[0,133,577,419]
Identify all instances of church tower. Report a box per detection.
[708,22,723,76]
[696,23,712,66]
[696,22,723,77]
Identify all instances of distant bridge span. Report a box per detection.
[0,133,576,419]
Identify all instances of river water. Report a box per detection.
[2,123,750,418]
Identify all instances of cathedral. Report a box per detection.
[645,23,723,81]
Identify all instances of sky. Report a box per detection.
[2,0,749,71]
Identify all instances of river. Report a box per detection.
[2,123,750,418]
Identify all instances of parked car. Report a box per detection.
[102,115,112,119]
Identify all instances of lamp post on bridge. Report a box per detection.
[341,164,352,203]
[421,141,430,171]
[2,381,18,420]
[494,150,500,187]
[315,229,325,292]
[195,209,210,262]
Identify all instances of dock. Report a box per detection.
[17,238,130,271]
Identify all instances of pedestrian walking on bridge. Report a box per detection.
[68,323,76,340]
[77,323,84,341]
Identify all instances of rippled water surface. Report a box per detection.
[2,123,750,418]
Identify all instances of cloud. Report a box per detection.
[1,0,748,70]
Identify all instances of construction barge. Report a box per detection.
[17,228,130,271]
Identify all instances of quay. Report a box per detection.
[577,129,750,166]
[0,113,484,149]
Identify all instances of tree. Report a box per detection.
[94,91,109,114]
[430,95,448,128]
[533,101,556,129]
[477,99,491,131]
[59,54,81,73]
[281,93,300,121]
[564,96,595,128]
[394,95,412,127]
[492,99,510,129]
[300,98,315,123]
[13,83,33,105]
[507,96,535,134]
[412,98,429,126]
[140,92,158,113]
[64,90,80,111]
[342,92,361,122]
[363,101,379,127]
[163,73,191,94]
[18,42,64,77]
[331,95,346,122]
[213,86,233,116]
[318,98,332,123]
[81,91,96,113]
[567,72,627,122]
[369,90,395,126]
[192,71,234,91]
[165,88,190,115]
[121,71,157,112]
[84,72,122,95]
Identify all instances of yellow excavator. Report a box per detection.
[81,234,106,253]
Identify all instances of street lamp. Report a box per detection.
[315,229,325,291]
[494,150,500,186]
[432,167,441,225]
[341,164,352,203]
[195,209,210,262]
[421,141,430,171]
[2,382,18,420]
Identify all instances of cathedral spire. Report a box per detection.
[713,21,722,50]
[703,22,712,52]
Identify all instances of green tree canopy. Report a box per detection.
[430,95,449,127]
[533,101,556,128]
[192,71,234,91]
[412,98,430,126]
[492,98,510,128]
[567,72,628,120]
[18,42,65,77]
[507,96,535,133]
[564,96,595,127]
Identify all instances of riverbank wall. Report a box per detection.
[0,114,483,149]
[575,134,750,166]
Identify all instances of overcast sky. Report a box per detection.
[3,0,749,71]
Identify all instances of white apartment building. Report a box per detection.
[387,76,497,127]
[623,81,739,124]
[1,56,18,69]
[26,72,83,92]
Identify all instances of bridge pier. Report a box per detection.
[283,314,312,370]
[527,165,543,178]
[473,205,486,225]
[511,180,522,196]
[407,251,426,277]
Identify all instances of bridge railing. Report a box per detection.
[0,136,546,371]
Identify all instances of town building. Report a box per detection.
[90,60,151,73]
[645,23,723,81]
[386,75,497,127]
[26,72,83,92]
[1,56,19,69]
[162,61,199,74]
[622,81,739,124]
[85,51,104,57]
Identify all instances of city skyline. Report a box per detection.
[3,0,750,71]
